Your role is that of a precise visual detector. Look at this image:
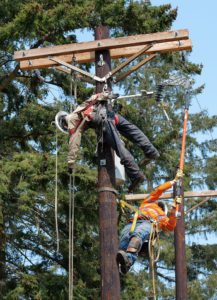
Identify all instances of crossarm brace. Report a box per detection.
[55,66,95,84]
[114,54,156,83]
[49,56,105,83]
[105,44,153,81]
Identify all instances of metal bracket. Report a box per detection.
[98,54,105,67]
[49,56,106,83]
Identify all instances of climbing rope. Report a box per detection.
[55,127,60,252]
[148,223,160,300]
[68,61,78,300]
[68,171,75,300]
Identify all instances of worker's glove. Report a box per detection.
[171,202,177,209]
[175,169,184,181]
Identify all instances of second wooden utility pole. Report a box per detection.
[95,25,120,300]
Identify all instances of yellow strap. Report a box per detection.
[119,199,155,234]
[130,211,138,233]
[120,200,139,214]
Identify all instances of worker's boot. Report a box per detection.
[116,250,132,275]
[117,237,142,275]
[128,172,145,193]
[139,157,152,167]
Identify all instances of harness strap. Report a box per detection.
[68,120,82,135]
[112,114,119,125]
[119,199,154,230]
[98,187,118,195]
[130,211,138,233]
[68,116,89,136]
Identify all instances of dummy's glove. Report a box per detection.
[68,167,73,175]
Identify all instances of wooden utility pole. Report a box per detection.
[95,25,120,300]
[174,198,187,300]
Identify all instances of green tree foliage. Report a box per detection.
[0,0,216,299]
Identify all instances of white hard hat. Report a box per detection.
[55,111,68,134]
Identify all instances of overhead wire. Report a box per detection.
[194,94,215,141]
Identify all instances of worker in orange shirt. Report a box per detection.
[117,179,178,274]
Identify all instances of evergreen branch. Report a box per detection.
[16,73,57,85]
[0,59,15,68]
[13,246,35,267]
[157,265,175,271]
[0,64,20,93]
[12,239,66,270]
[2,130,54,142]
[0,31,61,93]
[156,271,175,282]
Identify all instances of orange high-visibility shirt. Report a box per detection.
[138,181,176,232]
[142,181,173,204]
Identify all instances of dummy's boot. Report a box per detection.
[116,250,132,275]
[128,172,145,193]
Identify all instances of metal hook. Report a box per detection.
[103,83,108,92]
[98,54,105,67]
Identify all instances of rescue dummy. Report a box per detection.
[55,92,159,191]
[117,179,178,274]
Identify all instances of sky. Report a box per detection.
[152,0,217,121]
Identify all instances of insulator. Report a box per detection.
[155,84,164,102]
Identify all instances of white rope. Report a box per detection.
[68,170,75,300]
[68,174,72,299]
[68,66,77,300]
[55,127,60,252]
[148,223,160,300]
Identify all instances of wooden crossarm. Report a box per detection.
[125,190,217,201]
[18,39,192,70]
[14,29,189,62]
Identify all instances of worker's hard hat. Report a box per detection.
[55,111,68,134]
[157,201,168,216]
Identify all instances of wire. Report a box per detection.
[194,94,214,141]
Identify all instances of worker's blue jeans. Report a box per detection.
[119,220,152,264]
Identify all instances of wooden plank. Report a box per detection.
[14,29,189,61]
[125,190,217,201]
[19,39,192,70]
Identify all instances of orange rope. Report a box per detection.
[179,109,189,171]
